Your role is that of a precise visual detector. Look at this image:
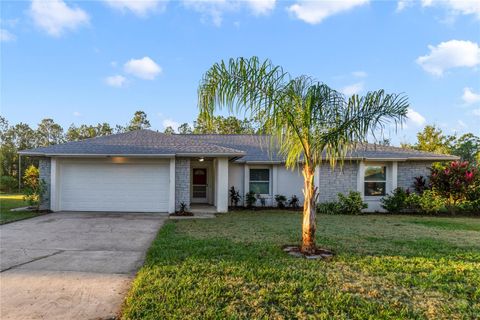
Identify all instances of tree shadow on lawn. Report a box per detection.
[122,222,480,320]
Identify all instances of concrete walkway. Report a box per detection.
[0,212,166,320]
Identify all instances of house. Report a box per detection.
[19,129,457,213]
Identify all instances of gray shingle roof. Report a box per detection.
[19,129,458,161]
[19,130,245,156]
[183,134,458,162]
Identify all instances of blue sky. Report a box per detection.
[1,0,479,145]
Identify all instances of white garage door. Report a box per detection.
[59,160,170,212]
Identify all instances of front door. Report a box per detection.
[192,168,208,203]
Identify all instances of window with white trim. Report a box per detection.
[364,165,386,196]
[249,169,270,194]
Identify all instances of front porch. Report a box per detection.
[190,204,217,214]
[174,157,229,213]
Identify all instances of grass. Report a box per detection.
[122,212,480,320]
[405,218,480,232]
[0,194,39,224]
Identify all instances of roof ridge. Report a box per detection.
[174,133,245,154]
[178,133,270,136]
[362,142,456,157]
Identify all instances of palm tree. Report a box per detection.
[198,57,409,254]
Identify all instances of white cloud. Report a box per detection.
[29,0,89,36]
[407,108,426,126]
[183,0,275,26]
[352,70,367,78]
[396,0,413,12]
[341,82,364,96]
[398,0,480,19]
[103,0,167,16]
[421,0,480,19]
[462,87,480,104]
[416,40,480,76]
[73,111,81,117]
[124,57,162,80]
[246,0,276,15]
[183,0,236,26]
[0,29,15,42]
[287,0,369,24]
[105,75,127,87]
[473,108,480,117]
[162,118,180,130]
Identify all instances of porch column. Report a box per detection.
[243,164,249,206]
[215,157,229,213]
[357,161,365,200]
[391,161,398,192]
[272,165,278,206]
[169,158,176,213]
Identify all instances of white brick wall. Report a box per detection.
[397,161,433,191]
[317,161,358,202]
[175,158,190,211]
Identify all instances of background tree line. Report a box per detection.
[1,110,478,191]
[401,125,480,165]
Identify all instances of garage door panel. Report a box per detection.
[59,161,169,212]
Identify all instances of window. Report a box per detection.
[249,169,270,194]
[364,165,386,196]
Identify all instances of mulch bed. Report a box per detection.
[169,211,194,217]
[228,206,303,212]
[282,245,335,260]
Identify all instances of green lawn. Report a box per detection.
[122,212,480,320]
[0,194,39,224]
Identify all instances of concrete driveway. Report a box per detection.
[0,212,166,320]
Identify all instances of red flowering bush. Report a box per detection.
[429,161,479,204]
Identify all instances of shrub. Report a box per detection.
[317,191,367,215]
[337,191,368,215]
[274,194,287,208]
[1,175,17,193]
[288,195,300,209]
[413,176,427,194]
[256,194,266,207]
[245,191,257,208]
[316,201,340,215]
[405,193,421,211]
[22,165,46,210]
[229,186,241,207]
[417,190,447,214]
[455,199,480,213]
[179,202,188,213]
[429,161,478,204]
[381,188,409,213]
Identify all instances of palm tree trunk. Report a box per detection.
[301,163,317,254]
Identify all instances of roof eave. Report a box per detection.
[175,152,245,157]
[406,156,460,161]
[18,152,176,158]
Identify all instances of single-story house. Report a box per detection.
[19,129,457,213]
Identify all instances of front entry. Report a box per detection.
[192,168,208,203]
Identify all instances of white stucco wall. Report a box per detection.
[228,163,244,205]
[277,166,304,203]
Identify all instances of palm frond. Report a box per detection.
[198,57,409,170]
